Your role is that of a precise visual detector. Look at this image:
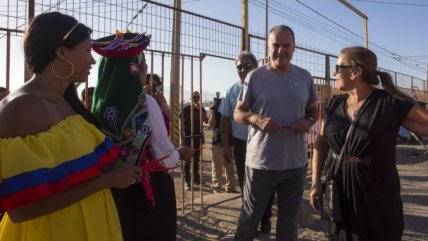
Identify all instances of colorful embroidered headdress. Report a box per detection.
[92,31,151,142]
[92,30,151,58]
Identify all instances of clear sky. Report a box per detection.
[1,0,427,100]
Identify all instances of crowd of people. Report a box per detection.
[0,11,426,241]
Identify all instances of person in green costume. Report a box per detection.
[92,33,193,241]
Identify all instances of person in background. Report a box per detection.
[180,91,208,190]
[219,50,274,234]
[233,25,318,241]
[209,92,237,193]
[144,73,171,120]
[310,46,428,241]
[0,87,9,101]
[143,72,171,135]
[80,86,94,111]
[0,12,141,241]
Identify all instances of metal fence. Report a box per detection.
[1,0,426,101]
[1,0,427,212]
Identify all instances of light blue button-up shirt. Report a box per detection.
[219,81,248,141]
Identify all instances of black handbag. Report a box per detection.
[321,176,343,222]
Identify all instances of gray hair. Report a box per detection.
[269,25,295,44]
[235,50,258,66]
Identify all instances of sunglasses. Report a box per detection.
[335,65,355,73]
[236,63,254,72]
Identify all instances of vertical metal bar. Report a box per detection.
[28,0,35,21]
[6,30,10,90]
[190,57,195,210]
[199,54,204,208]
[170,0,182,147]
[180,54,185,214]
[161,53,165,101]
[25,0,36,82]
[241,0,249,51]
[325,55,331,99]
[265,0,269,58]
[363,18,368,48]
[150,50,154,85]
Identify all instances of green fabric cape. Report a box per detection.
[92,56,143,141]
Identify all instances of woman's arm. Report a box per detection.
[309,121,329,211]
[403,104,428,136]
[8,164,141,223]
[146,94,182,166]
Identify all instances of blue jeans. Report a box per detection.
[235,165,306,241]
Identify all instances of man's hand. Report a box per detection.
[177,146,194,161]
[253,115,281,132]
[222,146,233,164]
[292,118,314,133]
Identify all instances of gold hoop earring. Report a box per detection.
[51,58,75,79]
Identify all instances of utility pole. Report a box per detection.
[241,0,249,51]
[338,0,368,48]
[170,0,182,146]
[25,0,35,82]
[265,0,269,59]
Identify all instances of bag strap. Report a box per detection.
[331,90,375,177]
[331,121,354,177]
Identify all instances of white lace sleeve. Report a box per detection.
[146,94,180,167]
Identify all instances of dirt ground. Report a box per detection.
[174,128,428,241]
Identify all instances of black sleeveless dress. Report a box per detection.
[323,89,414,241]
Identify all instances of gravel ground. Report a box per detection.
[174,129,428,240]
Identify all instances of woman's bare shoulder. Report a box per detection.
[0,92,51,138]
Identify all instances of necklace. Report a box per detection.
[352,109,359,118]
[347,89,375,119]
[347,99,365,119]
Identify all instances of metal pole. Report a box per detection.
[363,18,368,49]
[338,0,368,48]
[180,55,185,213]
[241,0,249,51]
[170,0,182,146]
[265,0,269,58]
[25,0,36,82]
[199,54,205,208]
[325,55,331,99]
[6,31,10,90]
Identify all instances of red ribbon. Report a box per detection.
[141,155,176,173]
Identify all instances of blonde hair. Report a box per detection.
[341,46,414,102]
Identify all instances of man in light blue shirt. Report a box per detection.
[219,51,257,188]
